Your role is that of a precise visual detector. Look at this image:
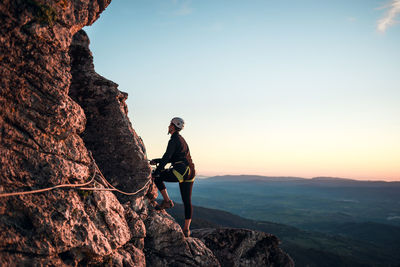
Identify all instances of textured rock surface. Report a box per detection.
[192,228,295,267]
[0,0,137,265]
[0,1,294,266]
[144,207,220,267]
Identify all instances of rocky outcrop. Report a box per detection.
[0,1,294,266]
[192,228,294,267]
[143,208,220,266]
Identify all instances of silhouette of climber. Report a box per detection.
[150,117,196,237]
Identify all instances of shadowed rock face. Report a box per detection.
[0,1,294,266]
[68,30,151,203]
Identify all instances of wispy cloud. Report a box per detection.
[377,0,400,32]
[172,0,194,16]
[347,17,357,22]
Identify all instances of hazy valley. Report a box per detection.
[164,175,400,266]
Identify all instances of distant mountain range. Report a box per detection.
[206,174,400,186]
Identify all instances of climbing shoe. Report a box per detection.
[156,200,174,210]
[183,229,191,238]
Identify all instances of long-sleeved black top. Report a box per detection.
[155,132,195,177]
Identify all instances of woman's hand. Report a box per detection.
[150,158,161,165]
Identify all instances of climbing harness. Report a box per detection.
[150,160,195,183]
[0,152,151,198]
[171,161,195,183]
[172,166,194,183]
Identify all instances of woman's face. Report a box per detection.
[168,123,174,134]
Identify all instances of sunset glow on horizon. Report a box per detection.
[85,0,400,181]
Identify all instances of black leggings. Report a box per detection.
[154,169,194,219]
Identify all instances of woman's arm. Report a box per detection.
[154,138,177,175]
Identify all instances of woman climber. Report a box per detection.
[150,117,196,237]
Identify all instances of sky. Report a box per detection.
[84,0,400,181]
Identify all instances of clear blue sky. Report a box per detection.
[85,0,400,181]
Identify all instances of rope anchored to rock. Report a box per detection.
[80,160,152,196]
[0,152,151,198]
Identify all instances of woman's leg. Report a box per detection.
[154,169,179,203]
[160,188,171,202]
[179,182,194,232]
[184,219,191,232]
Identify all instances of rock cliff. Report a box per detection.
[0,1,294,266]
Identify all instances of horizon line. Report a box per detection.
[196,173,400,182]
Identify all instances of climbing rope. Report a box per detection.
[0,169,97,198]
[0,152,152,198]
[80,161,152,196]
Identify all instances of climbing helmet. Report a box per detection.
[171,117,185,129]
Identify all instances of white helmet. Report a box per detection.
[171,117,185,130]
